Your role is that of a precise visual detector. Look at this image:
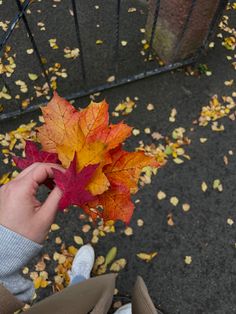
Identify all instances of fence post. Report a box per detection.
[146,0,228,63]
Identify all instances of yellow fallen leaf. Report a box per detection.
[26,48,34,54]
[136,252,157,262]
[132,128,140,136]
[200,138,207,143]
[213,179,223,192]
[110,258,127,272]
[73,236,83,245]
[22,99,30,109]
[40,279,50,288]
[137,219,144,227]
[0,172,11,185]
[184,256,192,264]
[55,237,62,244]
[124,227,133,236]
[173,158,184,164]
[28,73,38,81]
[58,254,66,264]
[105,247,117,266]
[182,203,190,212]
[121,40,128,46]
[227,218,234,225]
[201,182,208,192]
[144,127,151,134]
[107,75,115,82]
[224,80,234,86]
[157,190,166,200]
[68,246,78,256]
[22,267,29,274]
[51,224,60,231]
[147,103,154,111]
[170,196,179,206]
[34,277,42,289]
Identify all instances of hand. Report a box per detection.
[0,163,63,244]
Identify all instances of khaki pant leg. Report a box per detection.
[25,273,117,314]
[132,276,158,314]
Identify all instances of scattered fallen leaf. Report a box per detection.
[110,258,127,271]
[28,73,38,81]
[105,247,117,266]
[73,236,83,245]
[182,203,190,212]
[201,182,208,192]
[167,213,174,226]
[227,218,234,225]
[136,252,157,262]
[137,219,144,227]
[157,191,166,200]
[147,103,154,111]
[213,179,223,192]
[184,256,192,264]
[121,41,128,47]
[51,224,60,231]
[170,196,179,206]
[124,226,133,236]
[169,108,177,122]
[200,138,207,143]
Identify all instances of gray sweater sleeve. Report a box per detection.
[0,225,42,303]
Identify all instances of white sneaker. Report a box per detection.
[114,303,132,314]
[68,244,95,281]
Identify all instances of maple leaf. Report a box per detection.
[36,92,160,223]
[53,155,98,210]
[104,146,159,194]
[13,140,59,169]
[37,93,132,196]
[98,183,134,224]
[82,184,134,224]
[78,99,109,141]
[89,122,132,151]
[37,92,82,155]
[13,140,59,189]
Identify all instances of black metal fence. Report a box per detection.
[0,0,227,120]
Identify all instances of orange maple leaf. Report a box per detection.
[99,183,134,224]
[104,146,158,194]
[37,93,132,196]
[82,184,134,224]
[35,92,160,224]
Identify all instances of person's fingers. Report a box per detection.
[13,163,38,181]
[39,186,63,222]
[22,163,64,186]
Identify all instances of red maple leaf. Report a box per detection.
[13,140,59,169]
[53,156,99,210]
[13,140,59,189]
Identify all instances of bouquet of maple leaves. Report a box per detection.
[14,92,159,224]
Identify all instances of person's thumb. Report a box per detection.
[40,186,63,223]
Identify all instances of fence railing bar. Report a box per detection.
[15,0,53,97]
[114,0,121,80]
[0,56,196,121]
[173,0,197,60]
[195,0,228,57]
[71,0,87,86]
[0,0,31,52]
[146,0,161,63]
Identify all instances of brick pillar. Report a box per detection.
[146,0,227,63]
